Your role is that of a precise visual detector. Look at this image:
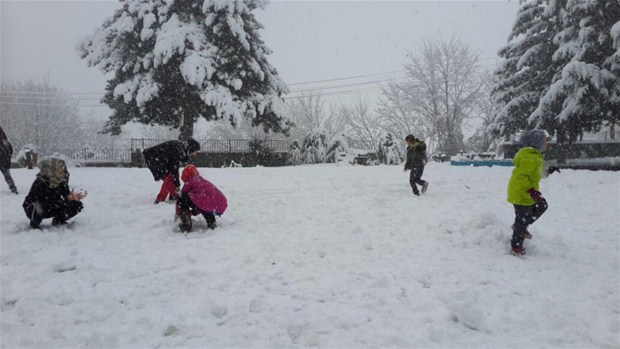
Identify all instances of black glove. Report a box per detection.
[547,166,561,174]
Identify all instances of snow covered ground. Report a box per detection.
[1,163,619,348]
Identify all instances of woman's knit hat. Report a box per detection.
[520,129,551,151]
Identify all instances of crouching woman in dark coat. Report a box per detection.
[23,158,85,229]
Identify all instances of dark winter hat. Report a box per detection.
[520,129,549,151]
[405,134,416,142]
[186,137,200,154]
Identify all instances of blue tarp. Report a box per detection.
[450,160,513,167]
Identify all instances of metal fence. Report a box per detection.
[506,130,619,143]
[579,131,619,142]
[39,148,132,163]
[27,137,374,165]
[130,138,374,152]
[130,138,168,151]
[202,139,292,153]
[131,138,294,153]
[346,139,375,150]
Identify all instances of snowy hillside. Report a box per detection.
[1,164,618,348]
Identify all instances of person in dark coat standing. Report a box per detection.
[143,137,200,204]
[23,157,85,229]
[0,127,18,194]
[404,134,429,196]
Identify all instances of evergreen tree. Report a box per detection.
[376,133,403,165]
[300,130,329,164]
[491,0,564,137]
[287,140,302,166]
[530,0,620,143]
[79,0,289,140]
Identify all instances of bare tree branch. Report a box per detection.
[378,37,484,155]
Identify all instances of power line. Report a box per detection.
[0,102,107,107]
[288,69,406,86]
[287,56,501,86]
[2,89,385,106]
[0,90,104,95]
[288,76,409,94]
[1,96,102,101]
[1,59,503,104]
[285,64,500,96]
[0,69,497,101]
[1,102,63,107]
[284,86,385,100]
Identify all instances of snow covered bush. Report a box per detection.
[15,144,39,168]
[300,130,329,164]
[325,133,349,163]
[287,140,302,166]
[376,133,403,165]
[288,130,350,165]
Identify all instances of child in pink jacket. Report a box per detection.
[176,165,227,232]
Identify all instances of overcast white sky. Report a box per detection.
[1,0,519,123]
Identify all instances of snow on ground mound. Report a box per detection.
[1,164,619,348]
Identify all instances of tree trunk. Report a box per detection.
[556,130,567,164]
[179,114,194,141]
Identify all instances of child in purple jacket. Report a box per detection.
[176,165,227,232]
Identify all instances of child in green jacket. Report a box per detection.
[507,129,559,255]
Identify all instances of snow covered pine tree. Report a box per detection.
[491,0,564,137]
[530,0,620,142]
[79,0,290,140]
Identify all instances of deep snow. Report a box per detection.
[1,164,619,348]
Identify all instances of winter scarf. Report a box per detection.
[37,158,69,188]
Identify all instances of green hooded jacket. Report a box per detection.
[507,147,544,206]
[404,140,427,169]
